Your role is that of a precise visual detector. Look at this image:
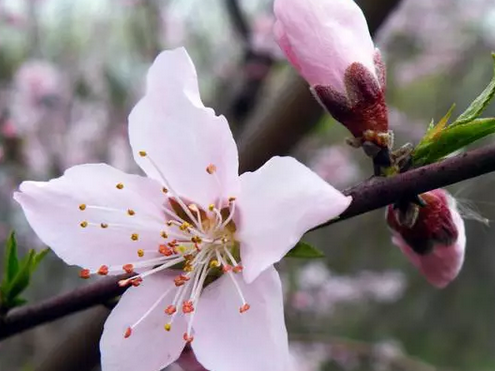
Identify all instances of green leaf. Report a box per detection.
[453,53,495,126]
[413,118,495,165]
[31,249,49,273]
[7,250,35,299]
[3,231,19,284]
[285,242,325,259]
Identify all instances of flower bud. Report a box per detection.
[274,0,389,150]
[386,189,466,288]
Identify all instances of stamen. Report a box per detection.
[79,204,86,211]
[80,221,88,228]
[124,327,132,338]
[123,264,134,274]
[164,323,172,331]
[131,233,139,241]
[116,183,124,190]
[183,333,194,343]
[137,249,144,257]
[127,286,173,334]
[97,265,109,275]
[162,187,168,194]
[219,199,236,229]
[139,151,147,157]
[161,231,168,239]
[79,269,90,279]
[240,303,251,313]
[206,164,217,174]
[165,305,177,315]
[127,209,136,216]
[100,223,109,229]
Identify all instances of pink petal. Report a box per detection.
[237,156,351,283]
[14,164,166,271]
[129,47,239,208]
[101,272,187,371]
[274,0,376,91]
[390,193,466,288]
[192,267,290,371]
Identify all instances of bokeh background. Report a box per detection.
[1,0,495,370]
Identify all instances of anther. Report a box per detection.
[165,305,177,315]
[100,223,108,229]
[182,301,194,314]
[123,264,134,274]
[124,327,132,338]
[79,269,90,279]
[162,187,168,194]
[127,209,136,216]
[80,221,88,228]
[206,164,217,174]
[228,196,236,203]
[160,231,168,239]
[233,265,243,273]
[183,333,194,343]
[137,249,144,257]
[222,264,232,273]
[164,323,172,332]
[79,204,86,211]
[209,259,220,269]
[179,222,191,231]
[116,183,124,189]
[191,236,202,243]
[208,204,215,211]
[240,303,251,313]
[139,151,147,157]
[131,277,143,287]
[131,233,139,241]
[159,245,173,256]
[98,265,109,275]
[166,221,173,226]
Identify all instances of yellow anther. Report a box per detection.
[79,204,86,211]
[179,222,191,231]
[183,264,193,273]
[161,231,168,239]
[164,323,172,332]
[100,223,109,229]
[209,259,220,268]
[206,164,217,174]
[131,233,139,241]
[208,204,215,211]
[127,209,136,216]
[162,187,168,194]
[191,236,202,243]
[137,249,144,257]
[139,151,147,157]
[80,221,88,228]
[178,245,187,254]
[221,237,228,244]
[116,183,124,189]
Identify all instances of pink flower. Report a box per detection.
[14,47,351,371]
[386,189,466,288]
[274,0,389,152]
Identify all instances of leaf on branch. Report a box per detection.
[285,241,325,259]
[0,232,50,313]
[412,53,495,166]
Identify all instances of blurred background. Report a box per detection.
[1,0,495,370]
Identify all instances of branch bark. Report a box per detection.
[2,143,495,341]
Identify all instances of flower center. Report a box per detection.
[78,152,249,344]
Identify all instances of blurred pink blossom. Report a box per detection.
[308,146,360,189]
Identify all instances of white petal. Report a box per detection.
[193,267,290,371]
[274,0,376,90]
[237,156,351,283]
[101,272,187,371]
[14,164,166,271]
[129,47,239,208]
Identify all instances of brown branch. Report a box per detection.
[317,144,495,229]
[2,144,495,341]
[0,275,128,341]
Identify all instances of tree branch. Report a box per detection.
[0,275,128,341]
[2,144,495,341]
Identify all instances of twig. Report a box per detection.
[316,144,495,229]
[0,275,128,341]
[224,0,251,46]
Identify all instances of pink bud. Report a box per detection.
[386,189,466,288]
[274,0,388,149]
